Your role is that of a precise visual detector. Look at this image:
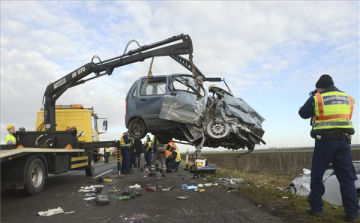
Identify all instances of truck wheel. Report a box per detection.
[129,118,146,139]
[24,157,46,196]
[85,158,95,176]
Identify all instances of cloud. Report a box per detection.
[1,1,358,147]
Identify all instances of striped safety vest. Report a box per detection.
[312,91,354,130]
[120,134,132,147]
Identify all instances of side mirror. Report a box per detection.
[103,120,108,131]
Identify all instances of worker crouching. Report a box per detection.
[165,146,181,173]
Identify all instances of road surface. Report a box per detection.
[1,158,287,223]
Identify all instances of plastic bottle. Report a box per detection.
[117,195,131,200]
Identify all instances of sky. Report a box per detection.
[1,1,359,152]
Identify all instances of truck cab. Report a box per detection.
[36,104,107,143]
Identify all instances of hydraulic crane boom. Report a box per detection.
[42,34,205,131]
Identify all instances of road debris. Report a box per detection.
[84,197,96,201]
[117,195,131,201]
[129,184,141,189]
[97,195,110,205]
[197,189,206,193]
[78,185,104,193]
[177,195,189,200]
[103,177,113,183]
[161,187,174,191]
[38,207,64,216]
[204,183,212,187]
[64,211,75,215]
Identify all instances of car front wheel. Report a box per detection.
[129,118,147,139]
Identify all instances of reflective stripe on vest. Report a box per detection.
[120,134,131,147]
[175,151,181,162]
[313,91,354,130]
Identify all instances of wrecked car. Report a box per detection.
[283,161,360,206]
[125,74,265,150]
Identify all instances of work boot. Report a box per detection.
[306,209,323,217]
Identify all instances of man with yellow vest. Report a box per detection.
[299,74,357,221]
[5,125,16,145]
[104,147,111,163]
[166,146,181,172]
[120,131,133,174]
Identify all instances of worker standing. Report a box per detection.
[149,136,166,177]
[5,125,16,145]
[144,135,153,168]
[299,74,357,221]
[120,131,133,174]
[104,147,110,163]
[133,138,144,168]
[166,146,181,172]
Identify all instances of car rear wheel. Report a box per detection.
[129,118,147,139]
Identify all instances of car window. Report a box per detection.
[140,78,166,96]
[172,76,205,97]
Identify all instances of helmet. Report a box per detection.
[7,124,14,131]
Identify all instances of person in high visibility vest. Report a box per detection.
[144,135,153,167]
[148,136,166,177]
[166,146,181,172]
[104,147,111,163]
[299,74,357,221]
[5,125,16,145]
[120,131,133,174]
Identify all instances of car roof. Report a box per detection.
[136,73,193,81]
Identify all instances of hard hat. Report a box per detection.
[7,125,14,130]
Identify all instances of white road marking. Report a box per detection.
[93,169,113,179]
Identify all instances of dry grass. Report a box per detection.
[203,149,360,177]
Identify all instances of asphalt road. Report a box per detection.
[1,158,287,223]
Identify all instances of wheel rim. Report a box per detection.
[132,122,142,136]
[211,123,226,136]
[31,164,44,188]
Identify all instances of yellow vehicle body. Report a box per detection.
[35,105,100,143]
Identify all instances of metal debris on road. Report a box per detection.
[97,195,110,205]
[129,184,141,189]
[64,211,75,215]
[83,197,96,201]
[161,187,174,191]
[177,195,189,200]
[38,207,64,216]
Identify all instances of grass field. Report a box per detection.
[196,148,360,222]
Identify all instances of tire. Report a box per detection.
[85,154,95,176]
[129,118,147,139]
[206,120,230,139]
[24,157,46,196]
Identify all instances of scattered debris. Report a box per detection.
[117,195,132,201]
[177,195,189,200]
[103,177,113,183]
[97,195,110,205]
[282,196,288,199]
[145,186,156,192]
[197,189,206,193]
[38,207,64,216]
[78,185,104,193]
[197,184,204,188]
[84,193,96,197]
[64,211,75,215]
[161,187,174,191]
[129,184,141,189]
[204,183,212,187]
[83,197,96,201]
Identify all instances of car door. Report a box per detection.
[159,75,207,126]
[136,77,170,128]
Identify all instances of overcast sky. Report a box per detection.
[1,1,359,152]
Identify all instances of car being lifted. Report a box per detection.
[125,73,266,151]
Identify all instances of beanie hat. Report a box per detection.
[316,74,334,88]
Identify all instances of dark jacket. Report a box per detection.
[134,139,144,154]
[298,85,355,138]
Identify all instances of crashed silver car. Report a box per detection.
[283,161,360,206]
[125,74,265,150]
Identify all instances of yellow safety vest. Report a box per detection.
[105,147,110,153]
[120,134,132,147]
[175,151,181,162]
[313,91,354,130]
[5,134,16,145]
[145,141,153,152]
